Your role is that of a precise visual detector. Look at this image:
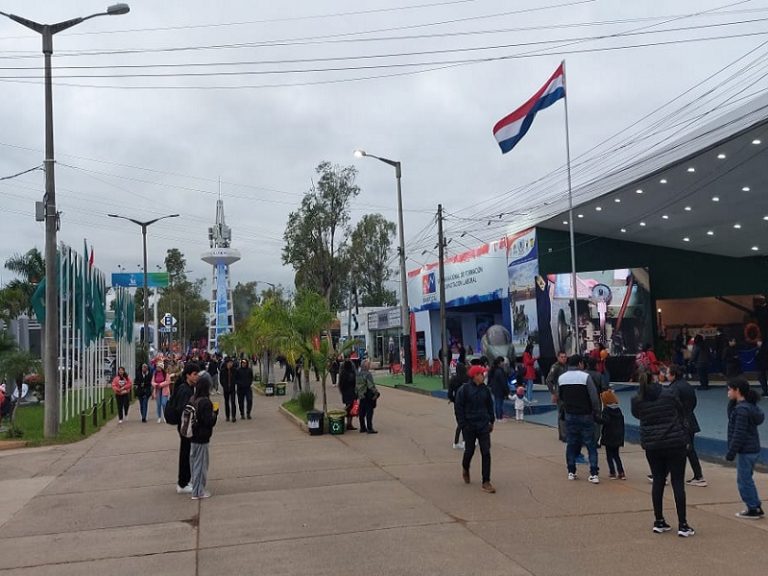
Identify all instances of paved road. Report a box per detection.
[1,385,766,575]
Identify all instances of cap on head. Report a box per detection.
[467,365,487,379]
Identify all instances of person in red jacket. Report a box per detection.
[111,366,133,424]
[522,343,538,403]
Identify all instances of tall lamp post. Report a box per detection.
[108,214,179,359]
[354,149,412,384]
[0,4,130,438]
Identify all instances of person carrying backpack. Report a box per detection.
[189,372,218,500]
[169,362,200,494]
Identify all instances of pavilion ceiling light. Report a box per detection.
[687,167,695,172]
[595,206,602,211]
[712,196,720,202]
[577,214,584,218]
[764,215,768,221]
[614,198,621,203]
[620,228,627,233]
[752,139,762,145]
[659,179,668,184]
[717,153,726,159]
[742,186,750,192]
[734,223,742,229]
[707,230,714,236]
[684,206,692,211]
[683,237,690,242]
[662,215,669,220]
[562,220,568,225]
[636,188,643,194]
[639,221,646,227]
[752,246,760,251]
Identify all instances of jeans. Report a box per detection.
[138,396,149,421]
[178,436,191,488]
[605,446,624,475]
[156,394,168,419]
[462,427,491,483]
[565,413,599,476]
[237,386,253,418]
[736,452,761,510]
[646,448,687,524]
[493,395,506,420]
[116,394,130,420]
[190,442,210,498]
[525,379,534,402]
[697,366,709,389]
[359,397,375,431]
[687,432,703,479]
[222,387,236,421]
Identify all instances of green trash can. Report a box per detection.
[327,409,347,435]
[276,382,287,396]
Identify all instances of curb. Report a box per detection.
[278,404,308,433]
[0,440,28,451]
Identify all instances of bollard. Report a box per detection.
[80,411,86,436]
[102,399,107,420]
[92,404,98,427]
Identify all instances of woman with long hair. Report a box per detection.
[111,366,132,424]
[631,372,694,537]
[338,359,357,431]
[522,343,537,402]
[152,361,171,423]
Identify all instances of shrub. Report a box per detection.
[297,390,315,412]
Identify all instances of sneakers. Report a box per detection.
[608,473,617,480]
[481,482,496,494]
[677,524,695,537]
[735,508,765,519]
[686,477,708,487]
[176,484,193,494]
[618,472,626,480]
[567,472,578,481]
[462,468,471,484]
[157,417,163,423]
[588,475,600,484]
[118,419,123,424]
[452,442,466,450]
[191,491,211,500]
[647,474,669,485]
[652,519,672,533]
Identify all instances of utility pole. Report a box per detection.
[437,204,449,390]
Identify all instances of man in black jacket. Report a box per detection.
[219,357,237,422]
[175,362,200,494]
[454,364,496,493]
[235,358,254,420]
[667,364,707,487]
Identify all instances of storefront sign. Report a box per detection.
[367,307,401,330]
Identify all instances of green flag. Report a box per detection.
[30,278,45,323]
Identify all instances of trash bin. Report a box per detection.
[306,410,324,436]
[327,409,347,435]
[276,382,287,396]
[265,383,275,396]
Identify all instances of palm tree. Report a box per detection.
[3,248,45,316]
[0,332,41,437]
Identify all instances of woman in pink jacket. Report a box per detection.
[152,361,171,423]
[522,343,537,403]
[111,366,133,424]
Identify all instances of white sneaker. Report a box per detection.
[176,484,193,494]
[588,475,600,484]
[453,442,466,450]
[118,419,123,424]
[686,477,708,487]
[157,417,163,423]
[191,491,211,500]
[568,472,577,480]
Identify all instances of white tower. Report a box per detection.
[201,187,241,352]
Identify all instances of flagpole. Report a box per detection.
[562,60,580,356]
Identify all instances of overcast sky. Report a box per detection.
[1,0,766,297]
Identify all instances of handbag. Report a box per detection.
[349,399,360,417]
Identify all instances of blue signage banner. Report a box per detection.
[111,272,169,288]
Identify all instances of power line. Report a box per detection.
[0,165,41,180]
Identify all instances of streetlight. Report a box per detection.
[0,4,130,438]
[108,213,179,359]
[354,149,412,384]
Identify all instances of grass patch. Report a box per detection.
[282,398,310,423]
[4,388,117,446]
[375,373,445,392]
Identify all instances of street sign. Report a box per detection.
[162,314,177,328]
[111,271,169,288]
[158,327,178,333]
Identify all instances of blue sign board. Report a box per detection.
[111,272,169,288]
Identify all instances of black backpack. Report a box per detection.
[164,382,192,425]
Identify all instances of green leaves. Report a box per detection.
[349,213,397,307]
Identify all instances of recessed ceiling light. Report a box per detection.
[659,179,668,184]
[639,221,646,227]
[683,237,690,242]
[595,206,602,211]
[636,189,643,194]
[712,196,720,202]
[752,139,762,145]
[734,223,742,229]
[614,198,621,203]
[764,215,768,221]
[717,153,726,159]
[742,186,751,192]
[620,228,626,233]
[752,246,760,251]
[687,167,695,172]
[707,230,714,236]
[577,214,584,218]
[662,215,669,220]
[562,220,568,225]
[684,206,692,211]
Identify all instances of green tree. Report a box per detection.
[3,248,44,316]
[157,249,208,349]
[0,332,41,437]
[232,281,260,327]
[282,162,360,310]
[164,248,188,288]
[349,213,397,306]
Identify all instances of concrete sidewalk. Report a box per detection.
[1,385,766,576]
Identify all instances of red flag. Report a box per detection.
[89,247,94,269]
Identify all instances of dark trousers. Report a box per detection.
[462,427,491,483]
[138,396,149,421]
[646,448,687,525]
[178,436,192,488]
[359,397,374,431]
[116,395,130,420]
[697,366,709,389]
[687,432,703,479]
[223,387,236,420]
[454,425,463,445]
[330,372,338,386]
[605,445,624,475]
[237,386,253,418]
[758,368,767,395]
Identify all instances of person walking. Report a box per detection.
[134,363,153,423]
[219,357,237,423]
[338,359,357,431]
[175,362,200,495]
[207,354,220,395]
[488,357,509,422]
[722,337,742,379]
[454,364,495,493]
[667,365,707,488]
[330,355,340,387]
[631,372,695,537]
[522,343,537,402]
[152,361,171,423]
[691,335,711,390]
[726,378,765,519]
[189,372,218,500]
[356,359,380,434]
[546,351,568,442]
[235,358,254,420]
[599,389,626,480]
[558,355,601,483]
[448,363,468,449]
[111,366,132,424]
